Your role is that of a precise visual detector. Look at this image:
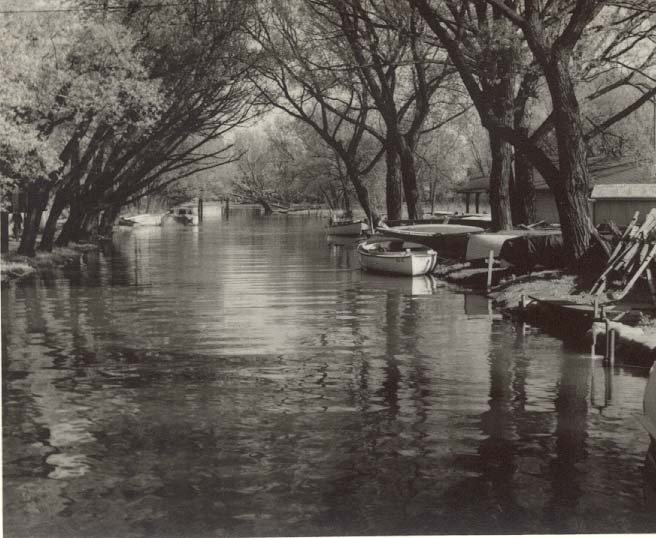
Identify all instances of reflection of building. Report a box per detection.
[456,158,655,226]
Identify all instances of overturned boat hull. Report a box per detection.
[381,224,484,260]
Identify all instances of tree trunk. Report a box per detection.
[98,205,120,237]
[487,36,515,232]
[385,144,403,221]
[398,139,419,220]
[346,164,379,226]
[17,179,49,257]
[81,212,100,240]
[55,205,86,247]
[259,199,273,214]
[512,147,536,225]
[488,134,513,231]
[39,189,69,252]
[545,56,592,261]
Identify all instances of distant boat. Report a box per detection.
[326,218,369,236]
[118,213,163,226]
[162,205,199,226]
[357,237,437,276]
[380,223,484,260]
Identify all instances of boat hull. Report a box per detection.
[327,220,369,236]
[357,240,437,276]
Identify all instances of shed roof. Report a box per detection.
[456,157,654,194]
[591,183,656,200]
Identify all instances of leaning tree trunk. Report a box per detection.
[258,199,273,215]
[546,56,592,262]
[80,211,100,240]
[39,189,69,252]
[98,205,120,238]
[346,163,379,226]
[55,205,87,247]
[17,179,50,257]
[384,143,403,221]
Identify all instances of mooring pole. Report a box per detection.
[1,211,8,254]
[608,329,616,365]
[603,320,615,366]
[486,249,494,292]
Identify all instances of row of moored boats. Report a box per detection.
[327,214,560,277]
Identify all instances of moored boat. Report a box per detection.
[118,213,164,226]
[380,224,484,260]
[162,205,199,226]
[326,218,369,236]
[357,237,437,276]
[446,213,492,229]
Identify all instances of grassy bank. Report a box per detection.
[1,242,97,284]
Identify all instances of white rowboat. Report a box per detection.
[357,238,437,276]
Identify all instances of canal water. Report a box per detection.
[3,208,656,537]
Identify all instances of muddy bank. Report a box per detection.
[488,271,656,367]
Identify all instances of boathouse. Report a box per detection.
[456,158,656,226]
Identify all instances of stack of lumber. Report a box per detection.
[590,210,656,301]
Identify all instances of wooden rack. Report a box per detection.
[590,210,656,302]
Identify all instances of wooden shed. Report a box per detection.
[591,183,656,227]
[456,157,654,226]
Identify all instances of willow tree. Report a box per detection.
[0,9,165,256]
[246,0,386,222]
[308,0,460,220]
[50,0,259,247]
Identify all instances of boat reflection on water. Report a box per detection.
[463,292,496,318]
[642,363,656,488]
[326,234,364,247]
[358,272,441,296]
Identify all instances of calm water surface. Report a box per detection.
[3,209,656,536]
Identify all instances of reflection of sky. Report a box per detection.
[2,212,654,536]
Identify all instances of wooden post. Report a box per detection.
[609,329,616,365]
[197,195,203,223]
[603,319,611,365]
[1,211,8,253]
[486,249,494,292]
[465,192,470,214]
[646,266,656,305]
[475,192,481,214]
